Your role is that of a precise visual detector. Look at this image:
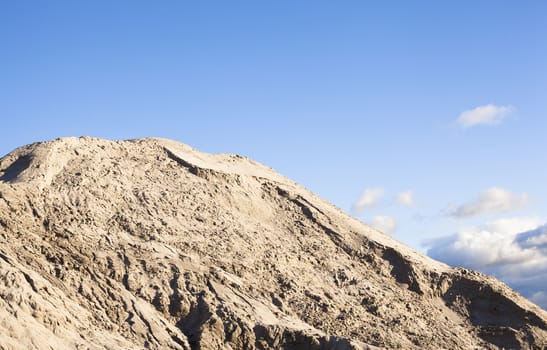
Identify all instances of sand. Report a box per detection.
[0,137,545,349]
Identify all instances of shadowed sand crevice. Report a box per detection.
[442,272,547,347]
[381,247,425,295]
[164,147,200,176]
[0,154,33,182]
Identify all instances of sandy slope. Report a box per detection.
[0,137,545,350]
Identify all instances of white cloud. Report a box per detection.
[426,217,542,268]
[450,187,529,218]
[425,217,547,309]
[352,188,383,214]
[397,190,415,206]
[370,216,397,234]
[456,104,513,128]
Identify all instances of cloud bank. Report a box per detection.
[456,104,513,128]
[426,217,547,309]
[370,215,397,234]
[450,187,529,218]
[352,188,383,214]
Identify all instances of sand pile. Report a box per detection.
[0,137,545,349]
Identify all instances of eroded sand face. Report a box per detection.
[0,137,545,349]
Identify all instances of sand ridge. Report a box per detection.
[0,137,545,349]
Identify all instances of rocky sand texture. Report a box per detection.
[0,137,546,349]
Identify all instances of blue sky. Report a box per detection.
[1,1,546,307]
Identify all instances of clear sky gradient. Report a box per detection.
[2,1,546,307]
